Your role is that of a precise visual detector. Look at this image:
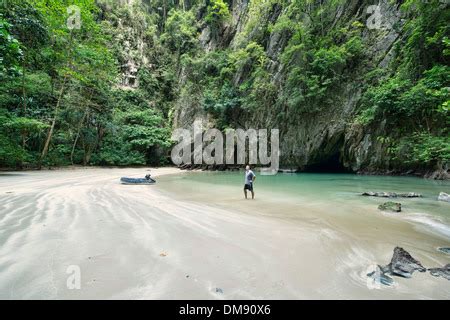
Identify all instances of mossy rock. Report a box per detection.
[378,202,402,212]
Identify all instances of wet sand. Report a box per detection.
[0,168,448,299]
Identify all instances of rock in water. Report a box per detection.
[384,247,426,278]
[279,168,297,173]
[362,191,395,197]
[367,265,394,286]
[362,192,422,198]
[428,264,450,281]
[398,192,422,198]
[378,202,402,212]
[438,192,450,202]
[438,247,450,254]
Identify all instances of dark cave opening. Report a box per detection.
[303,151,352,173]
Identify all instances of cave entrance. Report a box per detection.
[304,151,351,173]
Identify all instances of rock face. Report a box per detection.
[169,1,448,178]
[378,202,401,212]
[172,1,408,173]
[100,3,151,90]
[381,247,426,279]
[438,192,450,202]
[362,192,422,198]
[428,264,450,281]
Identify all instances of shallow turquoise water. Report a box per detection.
[158,172,450,238]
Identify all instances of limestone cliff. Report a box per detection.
[103,0,448,177]
[171,0,448,178]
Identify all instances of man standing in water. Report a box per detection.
[244,165,256,199]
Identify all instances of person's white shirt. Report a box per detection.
[245,170,255,185]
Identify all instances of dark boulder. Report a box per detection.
[370,247,450,285]
[378,202,402,212]
[428,264,450,281]
[362,192,422,198]
[382,247,426,278]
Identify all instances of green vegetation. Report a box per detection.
[356,0,449,171]
[0,0,174,168]
[205,0,230,40]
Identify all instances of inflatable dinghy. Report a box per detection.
[120,174,156,185]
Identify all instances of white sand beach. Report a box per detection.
[0,168,448,299]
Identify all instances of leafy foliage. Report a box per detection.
[96,107,171,166]
[392,133,450,168]
[205,0,230,39]
[161,9,198,55]
[0,16,22,79]
[349,0,450,171]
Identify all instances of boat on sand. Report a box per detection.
[120,174,156,185]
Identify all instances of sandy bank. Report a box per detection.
[0,168,448,299]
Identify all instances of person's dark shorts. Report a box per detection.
[244,183,253,192]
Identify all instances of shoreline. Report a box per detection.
[1,165,448,181]
[0,168,449,299]
[0,165,176,173]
